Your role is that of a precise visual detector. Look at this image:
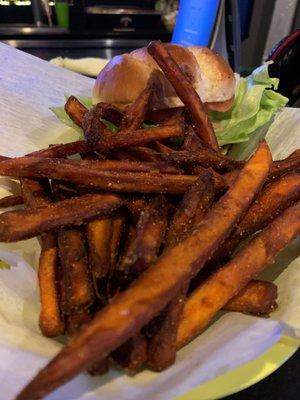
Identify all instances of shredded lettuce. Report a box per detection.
[211,64,288,146]
[50,65,288,148]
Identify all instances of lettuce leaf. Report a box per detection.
[50,95,118,135]
[211,64,288,146]
[50,65,288,148]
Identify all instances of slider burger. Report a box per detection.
[93,43,236,113]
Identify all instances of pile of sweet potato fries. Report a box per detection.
[0,41,299,400]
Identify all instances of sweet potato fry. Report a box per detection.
[119,195,170,276]
[121,82,153,131]
[214,172,300,261]
[148,172,215,370]
[0,193,123,242]
[110,149,140,161]
[183,126,204,151]
[0,157,197,194]
[112,332,148,374]
[145,107,184,124]
[66,309,109,375]
[224,152,300,186]
[95,123,183,152]
[189,165,227,193]
[147,282,188,371]
[161,149,243,172]
[94,102,123,126]
[114,197,169,373]
[15,142,272,400]
[58,228,94,314]
[121,146,163,162]
[125,198,147,224]
[27,140,89,158]
[166,171,215,248]
[0,156,182,175]
[21,178,49,207]
[38,231,65,337]
[66,96,123,139]
[0,194,23,208]
[147,41,219,151]
[66,308,92,337]
[83,103,112,146]
[87,217,113,303]
[21,178,65,337]
[153,141,173,155]
[64,96,88,128]
[110,214,126,266]
[269,156,300,179]
[223,280,277,315]
[177,202,300,348]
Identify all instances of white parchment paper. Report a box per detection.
[0,43,299,400]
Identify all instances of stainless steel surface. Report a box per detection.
[0,25,68,36]
[85,7,161,15]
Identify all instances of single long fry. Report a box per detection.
[64,96,88,128]
[162,149,243,172]
[87,217,113,303]
[95,123,183,152]
[28,140,89,158]
[223,280,277,315]
[269,156,300,179]
[21,178,65,337]
[119,195,169,276]
[166,172,215,248]
[59,228,94,314]
[177,202,300,348]
[0,193,123,242]
[15,142,271,400]
[0,157,196,194]
[38,231,65,337]
[121,82,153,131]
[0,194,23,208]
[0,156,181,175]
[147,41,219,151]
[214,172,300,261]
[148,172,214,371]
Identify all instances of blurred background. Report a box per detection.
[0,0,299,73]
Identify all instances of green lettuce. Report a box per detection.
[211,64,288,146]
[50,65,288,148]
[50,94,118,135]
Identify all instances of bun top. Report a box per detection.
[93,44,235,112]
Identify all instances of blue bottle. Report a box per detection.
[172,0,221,47]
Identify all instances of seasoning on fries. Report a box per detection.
[0,40,298,400]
